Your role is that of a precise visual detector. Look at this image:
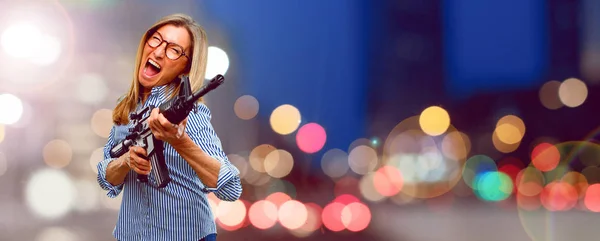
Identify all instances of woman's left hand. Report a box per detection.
[148,108,188,145]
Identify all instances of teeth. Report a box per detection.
[148,59,161,70]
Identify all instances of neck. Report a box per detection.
[140,87,151,103]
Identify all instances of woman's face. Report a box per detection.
[138,24,191,89]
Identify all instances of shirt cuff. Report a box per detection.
[96,158,125,198]
[201,155,239,193]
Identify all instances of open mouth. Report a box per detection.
[143,58,161,77]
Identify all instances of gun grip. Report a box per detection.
[136,153,149,183]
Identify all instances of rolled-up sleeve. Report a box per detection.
[96,125,125,198]
[187,103,242,201]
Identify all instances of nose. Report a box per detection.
[153,42,167,59]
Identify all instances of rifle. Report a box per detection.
[109,74,225,188]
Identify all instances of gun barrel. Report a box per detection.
[187,74,225,103]
[110,139,132,158]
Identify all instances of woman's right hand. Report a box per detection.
[127,146,152,175]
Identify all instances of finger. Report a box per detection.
[131,146,148,157]
[148,119,160,138]
[129,149,149,168]
[133,166,150,175]
[157,113,173,130]
[129,148,140,161]
[147,108,157,125]
[148,108,162,130]
[150,114,168,134]
[176,123,186,138]
[134,156,151,173]
[151,107,160,117]
[149,122,165,140]
[180,117,188,127]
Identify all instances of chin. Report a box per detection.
[138,70,163,88]
[138,76,154,88]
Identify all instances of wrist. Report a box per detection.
[118,154,131,171]
[168,132,191,148]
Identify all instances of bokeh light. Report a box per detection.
[334,194,361,205]
[341,202,371,232]
[205,46,230,79]
[265,192,292,208]
[248,200,278,230]
[473,171,513,202]
[233,95,259,120]
[10,100,32,128]
[348,145,378,175]
[584,183,600,212]
[373,165,404,197]
[89,148,104,174]
[495,115,525,145]
[25,169,76,219]
[296,123,327,154]
[492,131,520,153]
[263,149,294,178]
[419,106,451,136]
[35,227,77,241]
[498,156,524,191]
[217,199,247,228]
[278,200,308,230]
[321,148,350,179]
[530,142,560,172]
[269,104,301,135]
[290,203,322,237]
[516,167,545,199]
[90,109,112,138]
[441,131,471,161]
[561,171,588,199]
[43,139,73,169]
[0,93,24,125]
[29,35,62,66]
[359,172,386,202]
[538,80,563,109]
[1,22,43,59]
[540,181,578,211]
[491,114,525,154]
[463,155,497,189]
[321,202,346,232]
[249,144,276,173]
[558,77,588,108]
[383,115,467,199]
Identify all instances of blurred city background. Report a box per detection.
[0,0,599,240]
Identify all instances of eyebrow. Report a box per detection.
[153,31,187,50]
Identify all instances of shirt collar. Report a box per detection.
[137,84,176,103]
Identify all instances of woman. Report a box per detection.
[96,13,242,241]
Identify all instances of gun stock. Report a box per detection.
[109,74,225,188]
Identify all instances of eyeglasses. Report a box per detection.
[146,32,189,60]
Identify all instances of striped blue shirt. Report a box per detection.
[96,84,242,241]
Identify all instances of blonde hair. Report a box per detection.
[112,13,209,125]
